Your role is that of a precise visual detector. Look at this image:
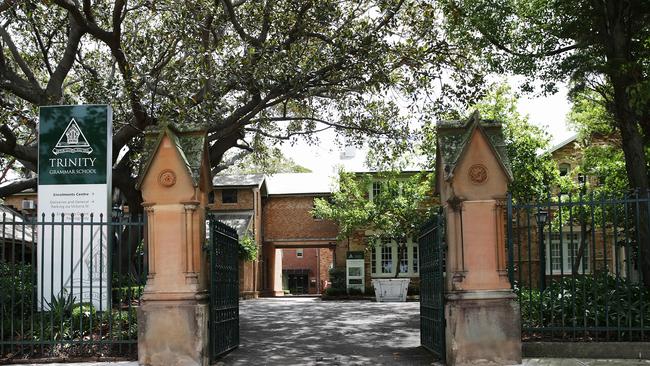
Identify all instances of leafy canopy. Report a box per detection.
[312,170,435,243]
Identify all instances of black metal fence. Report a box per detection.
[419,213,446,359]
[507,190,650,341]
[0,210,146,360]
[208,216,240,360]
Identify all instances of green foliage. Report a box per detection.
[112,286,145,305]
[0,0,489,205]
[407,285,420,296]
[565,90,641,196]
[221,148,311,174]
[439,0,649,195]
[328,267,347,290]
[347,288,364,296]
[238,234,259,262]
[0,261,33,317]
[324,287,347,297]
[473,84,559,201]
[45,291,76,323]
[516,273,650,338]
[313,170,435,242]
[313,172,373,240]
[71,303,97,334]
[364,286,375,297]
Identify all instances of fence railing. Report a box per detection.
[507,190,650,341]
[0,210,146,360]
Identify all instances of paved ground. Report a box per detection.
[11,297,650,365]
[218,297,433,366]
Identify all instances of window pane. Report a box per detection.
[222,189,238,203]
[348,267,361,277]
[372,182,382,200]
[550,241,561,271]
[381,243,392,274]
[399,241,408,273]
[412,245,419,273]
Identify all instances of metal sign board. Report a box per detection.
[37,105,112,310]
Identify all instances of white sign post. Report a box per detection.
[37,105,112,311]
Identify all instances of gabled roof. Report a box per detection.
[548,134,578,154]
[265,173,332,195]
[136,122,208,189]
[437,111,513,182]
[213,174,265,189]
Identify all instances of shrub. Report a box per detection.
[324,287,347,296]
[328,267,346,290]
[71,302,96,334]
[515,272,650,337]
[348,288,363,296]
[239,234,258,262]
[0,261,33,317]
[407,285,420,296]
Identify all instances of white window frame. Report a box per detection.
[371,237,419,277]
[296,249,304,258]
[368,179,406,202]
[546,229,590,274]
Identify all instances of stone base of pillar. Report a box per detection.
[240,291,259,299]
[261,290,285,297]
[445,290,521,366]
[138,297,209,366]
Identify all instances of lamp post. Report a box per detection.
[537,209,548,292]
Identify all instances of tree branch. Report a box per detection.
[0,177,36,199]
[0,25,41,89]
[245,125,332,140]
[0,0,19,13]
[45,15,85,103]
[221,0,261,47]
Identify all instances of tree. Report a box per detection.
[440,1,650,285]
[472,84,559,201]
[440,0,649,193]
[567,90,631,195]
[219,147,310,174]
[313,170,434,277]
[0,0,485,213]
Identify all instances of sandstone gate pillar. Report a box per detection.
[136,122,213,366]
[436,112,521,365]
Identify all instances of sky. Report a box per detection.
[279,84,575,175]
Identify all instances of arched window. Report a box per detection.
[559,163,571,177]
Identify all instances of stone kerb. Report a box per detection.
[436,112,522,366]
[136,123,212,366]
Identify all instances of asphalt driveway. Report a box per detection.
[216,297,437,366]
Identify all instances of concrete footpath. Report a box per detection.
[10,298,650,366]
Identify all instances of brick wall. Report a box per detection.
[282,247,333,294]
[211,188,255,210]
[263,195,339,240]
[4,193,38,213]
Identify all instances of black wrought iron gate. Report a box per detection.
[208,217,240,360]
[418,213,446,360]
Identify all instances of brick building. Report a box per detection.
[510,134,639,289]
[281,248,334,294]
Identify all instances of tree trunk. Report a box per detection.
[394,242,406,278]
[601,0,650,288]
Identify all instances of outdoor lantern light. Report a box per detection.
[578,173,586,185]
[536,210,548,225]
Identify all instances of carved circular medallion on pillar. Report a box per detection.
[158,169,177,187]
[468,164,488,185]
